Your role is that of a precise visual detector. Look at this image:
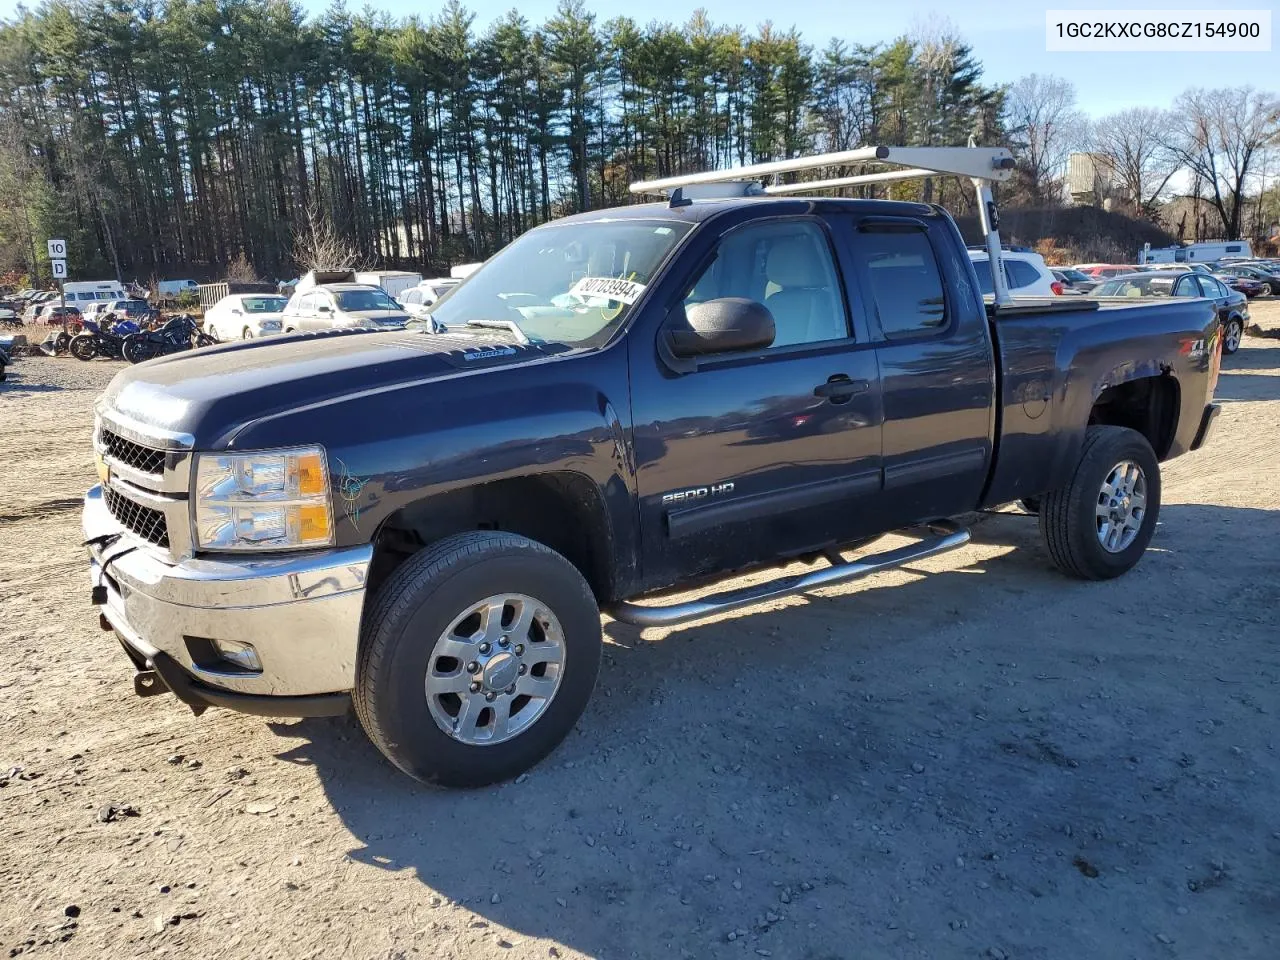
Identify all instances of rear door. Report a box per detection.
[629,215,885,586]
[840,217,996,528]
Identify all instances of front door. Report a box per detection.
[629,216,885,589]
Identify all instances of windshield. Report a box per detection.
[1060,269,1089,282]
[242,296,287,313]
[428,219,694,345]
[335,289,403,312]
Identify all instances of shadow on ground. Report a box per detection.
[268,503,1280,958]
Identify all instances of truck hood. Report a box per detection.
[100,328,568,448]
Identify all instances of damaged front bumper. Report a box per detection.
[84,484,371,717]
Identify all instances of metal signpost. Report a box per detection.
[47,239,68,334]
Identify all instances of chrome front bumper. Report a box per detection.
[84,485,372,701]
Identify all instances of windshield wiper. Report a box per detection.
[465,318,532,345]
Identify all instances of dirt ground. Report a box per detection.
[2,308,1279,960]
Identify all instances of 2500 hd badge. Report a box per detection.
[662,482,736,505]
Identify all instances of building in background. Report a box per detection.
[1067,153,1120,208]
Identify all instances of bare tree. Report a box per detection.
[1164,86,1280,240]
[1003,74,1087,205]
[292,201,367,273]
[1092,107,1181,216]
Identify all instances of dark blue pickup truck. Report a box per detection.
[83,177,1222,786]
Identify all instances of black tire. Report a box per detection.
[1222,318,1243,355]
[354,531,602,787]
[241,327,254,340]
[195,332,216,347]
[1040,425,1161,580]
[121,335,154,364]
[68,334,97,361]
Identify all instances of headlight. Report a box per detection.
[193,446,333,551]
[260,319,282,331]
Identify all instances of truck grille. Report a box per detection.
[103,486,170,548]
[100,428,166,476]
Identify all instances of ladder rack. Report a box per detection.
[629,145,1020,306]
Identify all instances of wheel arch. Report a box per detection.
[1088,372,1180,461]
[367,470,620,605]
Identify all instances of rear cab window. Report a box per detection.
[856,227,948,340]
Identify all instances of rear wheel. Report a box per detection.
[1040,425,1161,580]
[355,531,602,787]
[1222,318,1243,355]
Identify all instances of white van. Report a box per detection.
[1138,240,1252,265]
[355,270,422,300]
[62,280,128,318]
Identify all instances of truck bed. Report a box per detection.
[981,295,1220,508]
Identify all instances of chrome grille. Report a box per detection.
[103,485,170,548]
[100,428,166,475]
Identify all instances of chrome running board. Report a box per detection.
[608,521,970,628]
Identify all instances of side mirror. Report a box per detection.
[231,308,242,315]
[666,298,775,363]
[317,304,332,314]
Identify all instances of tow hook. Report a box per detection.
[133,670,168,699]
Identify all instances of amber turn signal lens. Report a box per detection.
[296,452,327,496]
[296,504,331,543]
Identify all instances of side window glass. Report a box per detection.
[1007,260,1041,288]
[861,228,947,339]
[682,220,849,348]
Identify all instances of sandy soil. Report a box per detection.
[2,308,1278,960]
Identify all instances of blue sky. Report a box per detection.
[2,0,1274,115]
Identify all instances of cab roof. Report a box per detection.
[548,195,944,229]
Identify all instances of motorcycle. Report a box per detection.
[121,314,215,364]
[68,315,141,361]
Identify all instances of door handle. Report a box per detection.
[814,376,870,402]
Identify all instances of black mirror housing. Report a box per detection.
[667,298,775,359]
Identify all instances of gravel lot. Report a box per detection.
[2,309,1279,960]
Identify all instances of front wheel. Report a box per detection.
[68,335,98,361]
[355,531,602,787]
[1222,318,1243,355]
[242,327,254,340]
[1040,425,1161,580]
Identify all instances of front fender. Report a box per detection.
[229,345,638,576]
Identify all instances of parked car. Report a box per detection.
[83,145,1224,788]
[280,283,411,332]
[397,278,461,318]
[203,293,288,340]
[1052,268,1099,293]
[1094,270,1249,354]
[1075,264,1138,279]
[1217,263,1280,295]
[92,299,155,323]
[969,249,1060,296]
[32,304,82,325]
[1215,272,1267,299]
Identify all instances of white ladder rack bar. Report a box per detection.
[763,167,937,194]
[627,144,1018,307]
[628,145,1016,195]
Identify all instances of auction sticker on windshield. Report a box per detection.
[569,277,647,303]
